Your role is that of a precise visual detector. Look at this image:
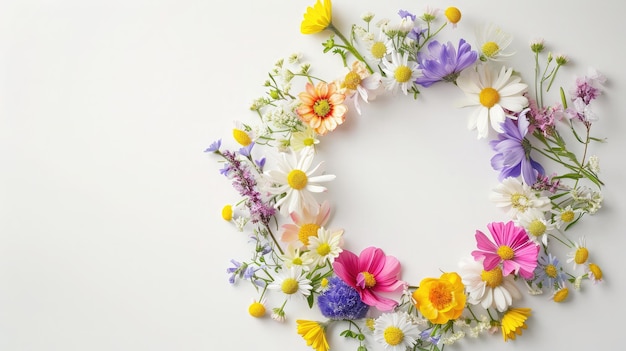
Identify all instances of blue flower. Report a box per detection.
[490,110,545,185]
[414,39,477,87]
[533,252,567,290]
[317,276,369,320]
[204,139,221,153]
[239,142,255,157]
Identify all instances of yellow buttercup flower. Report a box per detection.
[412,272,466,324]
[300,0,332,34]
[501,307,531,341]
[296,320,329,351]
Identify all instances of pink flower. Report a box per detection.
[280,201,331,249]
[471,221,539,279]
[332,246,406,311]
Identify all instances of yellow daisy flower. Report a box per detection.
[300,0,332,34]
[296,320,329,351]
[501,307,531,341]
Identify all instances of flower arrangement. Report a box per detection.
[206,1,607,350]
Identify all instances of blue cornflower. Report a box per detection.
[490,110,545,185]
[204,139,221,153]
[414,38,477,87]
[317,276,369,320]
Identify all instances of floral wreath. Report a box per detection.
[206,1,607,350]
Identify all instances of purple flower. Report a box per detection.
[398,9,416,21]
[317,276,369,320]
[407,26,426,42]
[490,110,544,185]
[239,142,255,157]
[204,139,221,153]
[415,39,477,87]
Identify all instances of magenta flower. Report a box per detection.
[332,246,406,311]
[471,221,539,279]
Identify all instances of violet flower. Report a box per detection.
[414,39,477,87]
[490,110,544,185]
[204,139,221,153]
[317,276,369,320]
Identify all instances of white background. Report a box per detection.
[2,0,625,350]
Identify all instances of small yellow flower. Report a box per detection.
[221,204,233,221]
[296,320,329,351]
[552,286,569,303]
[444,7,461,24]
[501,307,531,341]
[232,128,252,146]
[300,0,332,34]
[248,300,266,318]
[588,263,603,283]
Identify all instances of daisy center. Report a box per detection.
[281,277,299,294]
[358,271,377,288]
[313,99,331,117]
[303,137,315,146]
[371,42,387,59]
[545,264,557,278]
[316,243,331,256]
[497,245,515,260]
[232,128,252,146]
[528,219,546,237]
[480,266,503,288]
[479,87,500,108]
[553,287,568,302]
[574,247,588,264]
[560,210,575,223]
[510,193,529,212]
[481,41,500,58]
[394,65,412,83]
[248,301,266,317]
[292,257,303,265]
[428,282,452,310]
[383,326,404,346]
[298,223,320,246]
[343,71,362,90]
[589,263,603,280]
[287,169,308,190]
[444,7,461,24]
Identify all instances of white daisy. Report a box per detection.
[458,256,521,312]
[566,237,589,270]
[381,51,420,95]
[551,205,584,229]
[366,28,393,63]
[290,127,319,151]
[516,208,555,246]
[267,266,312,300]
[476,23,514,61]
[373,312,420,351]
[280,244,315,271]
[302,227,344,267]
[489,177,551,220]
[457,64,528,139]
[264,147,335,216]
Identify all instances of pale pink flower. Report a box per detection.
[333,246,406,311]
[280,200,331,249]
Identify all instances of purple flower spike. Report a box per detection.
[415,39,477,87]
[204,139,221,153]
[490,110,545,185]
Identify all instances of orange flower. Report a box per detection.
[296,81,347,135]
[412,272,466,324]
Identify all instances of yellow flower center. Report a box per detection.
[589,263,603,280]
[481,266,503,288]
[360,271,377,288]
[233,128,252,146]
[320,277,329,288]
[482,41,500,58]
[287,169,308,190]
[298,223,320,246]
[248,301,266,317]
[510,193,529,212]
[497,245,515,260]
[221,204,233,221]
[444,7,461,24]
[560,210,575,223]
[365,318,376,331]
[394,65,412,83]
[281,278,299,294]
[574,247,589,264]
[479,87,500,108]
[371,42,387,59]
[429,282,452,310]
[383,326,404,346]
[545,264,558,278]
[303,137,315,146]
[313,99,331,117]
[528,219,546,237]
[553,287,569,302]
[343,71,362,90]
[292,257,303,265]
[316,243,331,256]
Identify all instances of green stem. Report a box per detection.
[328,23,374,74]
